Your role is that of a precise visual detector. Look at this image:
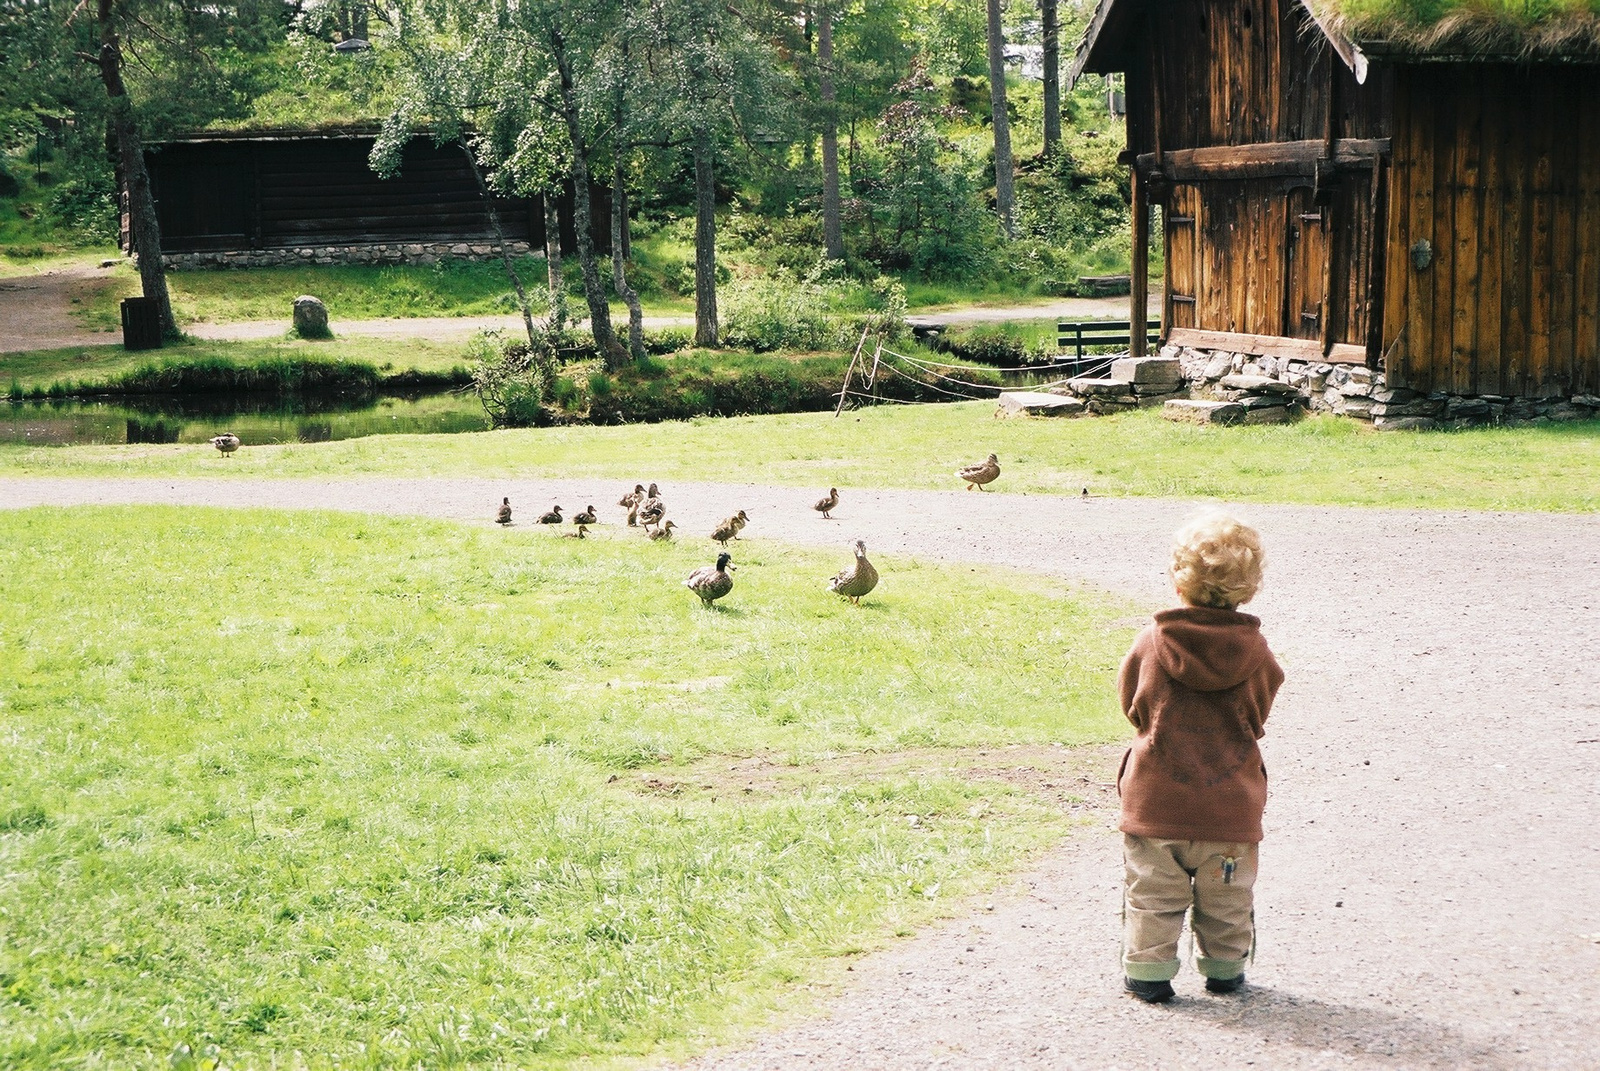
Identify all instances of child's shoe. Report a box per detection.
[1204,974,1245,994]
[1123,977,1175,1003]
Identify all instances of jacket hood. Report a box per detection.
[1149,606,1272,692]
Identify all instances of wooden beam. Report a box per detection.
[1137,139,1391,181]
[1168,327,1327,362]
[1131,166,1149,357]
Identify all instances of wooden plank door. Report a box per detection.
[1283,185,1328,341]
[1166,184,1200,331]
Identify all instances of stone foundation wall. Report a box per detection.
[158,241,539,271]
[1170,346,1600,430]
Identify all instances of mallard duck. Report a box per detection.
[828,539,880,605]
[684,552,735,606]
[813,487,839,518]
[565,524,589,539]
[638,496,666,532]
[730,509,749,534]
[573,505,598,525]
[619,484,645,525]
[209,432,241,457]
[538,504,564,524]
[496,497,513,525]
[956,453,1001,491]
[650,520,678,542]
[710,518,740,546]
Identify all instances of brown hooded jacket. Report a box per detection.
[1116,606,1285,842]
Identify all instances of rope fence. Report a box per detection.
[833,338,1119,412]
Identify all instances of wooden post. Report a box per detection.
[1131,167,1150,358]
[834,326,869,416]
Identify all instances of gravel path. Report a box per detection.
[0,264,123,352]
[3,475,1597,1069]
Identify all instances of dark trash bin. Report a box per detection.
[121,297,163,351]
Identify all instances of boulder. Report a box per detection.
[1163,399,1246,426]
[1242,405,1296,425]
[1066,377,1138,400]
[292,295,331,338]
[996,391,1087,418]
[1202,354,1233,380]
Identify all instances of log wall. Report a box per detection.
[1382,64,1600,397]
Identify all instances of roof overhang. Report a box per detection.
[1070,0,1367,85]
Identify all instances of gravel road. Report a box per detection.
[3,475,1596,1069]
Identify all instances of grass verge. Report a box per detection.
[3,402,1597,513]
[0,506,1132,1068]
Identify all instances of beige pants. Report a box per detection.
[1122,834,1258,982]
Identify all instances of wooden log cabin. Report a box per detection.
[1072,0,1600,402]
[128,126,603,267]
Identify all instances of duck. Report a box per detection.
[209,432,241,457]
[709,517,740,546]
[619,484,645,525]
[650,520,678,542]
[573,505,599,525]
[565,524,589,539]
[637,495,666,532]
[956,453,1001,491]
[730,509,750,535]
[496,497,513,525]
[827,539,880,605]
[684,552,735,607]
[813,487,839,519]
[538,504,564,524]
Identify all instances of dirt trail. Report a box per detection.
[0,264,124,352]
[2,475,1597,1068]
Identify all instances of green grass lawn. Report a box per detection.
[3,401,1597,513]
[2,336,474,393]
[0,506,1131,1069]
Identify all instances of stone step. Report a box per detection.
[996,391,1087,418]
[1162,399,1245,426]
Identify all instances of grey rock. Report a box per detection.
[1202,355,1233,380]
[1162,399,1245,426]
[1338,396,1375,419]
[1347,366,1373,384]
[996,392,1087,418]
[1571,394,1600,408]
[1370,388,1419,405]
[1547,403,1589,422]
[1238,393,1300,410]
[1374,416,1439,431]
[1110,356,1183,386]
[1341,380,1373,398]
[1066,377,1138,399]
[292,295,331,338]
[1220,374,1298,394]
[1086,398,1138,414]
[1370,398,1444,418]
[1243,405,1297,425]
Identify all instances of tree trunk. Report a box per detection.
[612,157,644,361]
[985,0,1015,237]
[94,0,175,339]
[692,124,718,347]
[543,191,567,330]
[549,27,627,368]
[459,139,536,347]
[818,2,843,262]
[1042,0,1061,156]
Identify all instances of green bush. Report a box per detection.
[721,276,836,352]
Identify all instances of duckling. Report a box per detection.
[619,484,645,525]
[496,497,513,525]
[827,539,880,605]
[956,453,1001,491]
[565,524,589,539]
[650,520,678,542]
[730,509,750,535]
[684,552,735,607]
[573,505,599,525]
[209,432,241,457]
[709,517,740,546]
[538,504,564,524]
[813,487,839,519]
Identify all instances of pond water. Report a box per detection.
[0,391,490,447]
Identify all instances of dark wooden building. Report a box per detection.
[1073,0,1600,400]
[129,126,601,263]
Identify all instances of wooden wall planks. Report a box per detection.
[1386,65,1600,397]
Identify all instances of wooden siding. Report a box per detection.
[1382,65,1600,396]
[1128,0,1391,355]
[147,137,542,254]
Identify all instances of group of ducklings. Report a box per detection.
[495,480,883,610]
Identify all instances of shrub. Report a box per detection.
[469,330,556,427]
[939,326,1027,367]
[720,276,835,352]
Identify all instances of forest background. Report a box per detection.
[0,0,1134,343]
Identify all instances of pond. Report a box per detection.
[0,390,490,447]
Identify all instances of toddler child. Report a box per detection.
[1117,510,1284,1003]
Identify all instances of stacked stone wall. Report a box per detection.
[157,241,538,271]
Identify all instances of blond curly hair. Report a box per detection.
[1169,510,1265,609]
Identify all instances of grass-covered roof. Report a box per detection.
[1325,0,1600,59]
